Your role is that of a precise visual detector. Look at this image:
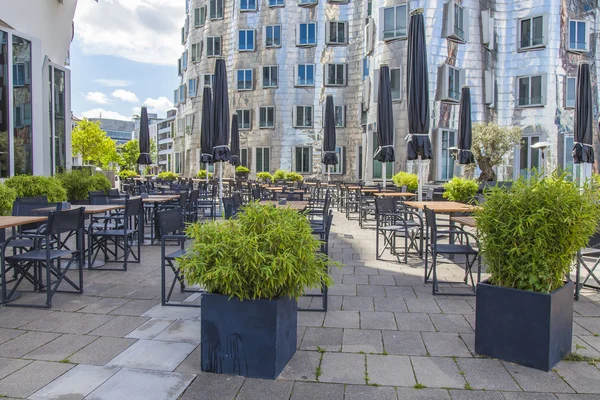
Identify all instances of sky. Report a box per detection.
[71,0,185,121]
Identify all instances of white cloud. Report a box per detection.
[93,79,135,87]
[112,89,139,103]
[80,108,132,121]
[143,97,174,116]
[74,0,184,66]
[85,92,111,104]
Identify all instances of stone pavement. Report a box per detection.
[0,211,599,399]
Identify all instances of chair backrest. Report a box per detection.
[108,189,120,198]
[222,197,238,219]
[251,188,261,201]
[156,208,185,236]
[324,210,334,240]
[89,191,108,205]
[178,191,189,207]
[16,196,48,205]
[280,192,304,201]
[47,208,85,236]
[423,206,437,239]
[189,189,199,204]
[232,193,243,207]
[124,198,143,221]
[375,197,396,218]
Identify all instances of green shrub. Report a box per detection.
[272,169,287,181]
[4,175,67,202]
[57,170,112,201]
[197,169,214,179]
[392,172,418,191]
[118,170,138,180]
[443,177,479,203]
[476,173,600,293]
[179,202,335,300]
[257,172,272,182]
[158,171,178,181]
[236,166,250,173]
[0,183,17,216]
[285,172,304,182]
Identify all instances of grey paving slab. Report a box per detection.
[357,284,387,297]
[342,296,375,311]
[327,295,343,311]
[421,332,472,357]
[29,365,119,400]
[580,335,600,352]
[290,381,344,400]
[0,357,31,380]
[354,267,377,275]
[405,298,443,313]
[54,313,115,335]
[24,334,97,362]
[125,318,173,340]
[323,311,360,328]
[279,350,321,381]
[366,354,415,386]
[125,286,161,300]
[106,339,196,371]
[501,393,560,400]
[574,317,600,335]
[0,308,49,329]
[555,394,600,399]
[298,312,325,327]
[109,299,158,316]
[369,275,397,285]
[429,314,474,333]
[299,327,343,351]
[69,337,136,366]
[459,332,476,354]
[382,330,428,356]
[297,326,306,348]
[86,368,194,400]
[88,315,149,337]
[78,297,131,314]
[395,312,436,332]
[0,360,73,398]
[360,311,397,330]
[49,295,101,312]
[0,331,61,358]
[342,275,369,285]
[174,346,201,374]
[411,356,466,388]
[319,353,365,384]
[236,378,294,400]
[435,299,474,314]
[179,372,245,400]
[384,286,418,298]
[21,311,82,333]
[342,329,383,353]
[503,361,574,393]
[395,387,452,399]
[153,320,201,344]
[97,284,140,298]
[0,328,25,346]
[574,302,600,317]
[448,390,505,400]
[142,304,201,320]
[344,384,398,400]
[554,361,600,394]
[374,296,409,312]
[328,284,357,296]
[456,358,521,391]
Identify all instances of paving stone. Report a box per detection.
[78,297,131,314]
[357,284,386,297]
[298,312,325,327]
[405,298,442,313]
[342,296,374,311]
[554,361,600,394]
[142,304,201,320]
[342,275,369,285]
[328,284,357,296]
[0,328,25,346]
[369,275,397,285]
[86,368,194,400]
[395,312,436,332]
[126,286,161,300]
[0,331,61,358]
[319,353,365,384]
[126,318,173,340]
[297,326,306,348]
[366,354,415,386]
[0,308,49,329]
[574,301,600,317]
[24,334,96,362]
[344,384,398,400]
[448,390,504,400]
[300,327,343,351]
[89,315,149,337]
[580,335,600,352]
[573,321,593,336]
[395,387,452,399]
[323,311,360,328]
[503,361,574,393]
[421,332,472,357]
[501,393,559,400]
[429,314,474,333]
[394,275,426,287]
[456,358,521,391]
[459,332,476,354]
[556,394,600,400]
[574,317,600,335]
[342,329,383,353]
[109,299,158,316]
[50,295,101,312]
[434,299,474,314]
[179,372,245,400]
[360,311,397,330]
[29,365,119,400]
[174,346,201,374]
[354,267,377,275]
[0,357,31,380]
[374,297,409,312]
[290,381,344,400]
[106,339,196,371]
[236,378,294,400]
[69,337,136,366]
[0,360,73,398]
[327,295,343,311]
[97,284,140,298]
[154,320,201,344]
[54,313,115,334]
[384,286,417,298]
[279,350,321,381]
[21,312,82,332]
[381,331,427,356]
[411,356,465,388]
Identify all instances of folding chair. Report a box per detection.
[375,197,422,263]
[575,230,600,300]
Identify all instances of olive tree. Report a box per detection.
[471,123,522,182]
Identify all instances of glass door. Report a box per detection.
[518,135,541,179]
[440,129,456,180]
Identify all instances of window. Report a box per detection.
[329,146,344,174]
[240,0,256,11]
[203,74,215,87]
[179,84,186,103]
[194,7,206,27]
[481,10,494,49]
[237,109,251,130]
[296,64,315,86]
[335,105,345,128]
[391,68,401,101]
[442,1,468,42]
[380,5,407,41]
[236,69,253,91]
[182,51,188,70]
[518,75,545,107]
[177,118,185,134]
[263,66,278,88]
[181,27,185,45]
[185,114,194,134]
[364,17,374,54]
[239,30,255,51]
[325,63,347,86]
[439,129,456,180]
[327,21,347,44]
[295,147,311,173]
[206,37,221,57]
[363,58,369,80]
[189,79,197,98]
[294,105,313,128]
[209,0,223,19]
[518,135,541,179]
[175,152,183,174]
[174,88,179,106]
[564,135,574,180]
[178,58,182,76]
[299,0,317,6]
[12,63,29,86]
[519,15,545,50]
[269,0,284,6]
[259,106,275,128]
[297,23,317,46]
[484,70,495,105]
[191,43,201,62]
[565,77,576,108]
[440,64,463,102]
[241,148,248,167]
[265,25,281,47]
[256,148,270,172]
[568,20,587,52]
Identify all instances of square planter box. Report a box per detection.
[201,293,297,379]
[475,280,573,371]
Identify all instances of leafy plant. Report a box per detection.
[471,123,522,182]
[257,172,272,182]
[179,202,335,300]
[476,173,600,293]
[158,171,178,181]
[285,172,304,182]
[443,177,479,203]
[272,169,287,181]
[392,172,418,191]
[0,183,17,216]
[4,175,67,202]
[197,169,214,179]
[57,170,112,201]
[236,166,250,173]
[71,119,117,168]
[117,139,158,171]
[118,170,138,180]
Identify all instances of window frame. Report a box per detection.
[255,147,271,172]
[259,106,275,129]
[194,7,207,27]
[325,63,347,87]
[568,19,588,52]
[191,42,201,62]
[380,4,408,41]
[203,74,215,88]
[188,78,197,98]
[262,65,279,88]
[390,67,402,101]
[334,105,345,128]
[269,0,284,7]
[237,109,252,130]
[236,69,253,91]
[517,74,545,107]
[206,36,222,57]
[298,0,318,7]
[296,64,315,87]
[565,76,576,109]
[240,0,257,11]
[264,25,282,48]
[518,14,546,51]
[294,105,314,128]
[297,22,317,47]
[328,146,344,174]
[294,147,312,173]
[209,0,224,19]
[326,21,348,45]
[238,29,256,51]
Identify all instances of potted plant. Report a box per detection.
[118,169,138,181]
[157,171,178,182]
[197,169,214,179]
[58,170,112,204]
[392,172,418,192]
[272,169,287,183]
[257,172,272,183]
[0,183,16,243]
[442,177,479,203]
[285,172,303,182]
[179,203,334,379]
[235,166,250,180]
[475,173,600,371]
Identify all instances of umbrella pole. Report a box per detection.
[417,156,423,202]
[219,162,224,214]
[382,162,387,189]
[328,165,331,183]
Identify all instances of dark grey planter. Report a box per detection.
[475,280,573,371]
[201,293,297,379]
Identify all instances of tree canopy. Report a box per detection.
[471,123,522,182]
[71,119,117,168]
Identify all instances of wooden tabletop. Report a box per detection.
[404,201,480,213]
[361,189,395,194]
[258,200,309,210]
[451,216,477,228]
[0,216,48,229]
[373,192,417,198]
[34,205,125,214]
[143,195,180,203]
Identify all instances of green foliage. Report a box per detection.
[392,172,418,191]
[115,139,158,171]
[4,175,67,202]
[443,177,479,203]
[197,169,214,179]
[272,169,287,181]
[179,202,335,300]
[236,166,250,173]
[118,170,138,180]
[471,123,522,182]
[158,171,178,181]
[0,183,17,216]
[72,119,117,168]
[285,172,304,182]
[257,172,272,182]
[476,173,600,293]
[57,170,112,201]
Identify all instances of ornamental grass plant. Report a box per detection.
[443,177,479,203]
[392,172,418,192]
[57,170,112,201]
[178,202,334,300]
[4,175,67,202]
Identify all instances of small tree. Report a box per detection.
[117,139,157,171]
[72,119,116,167]
[471,123,522,182]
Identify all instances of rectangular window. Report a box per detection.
[443,1,467,42]
[518,75,544,107]
[188,79,197,98]
[236,69,253,91]
[178,58,182,76]
[298,23,317,46]
[381,5,407,40]
[175,152,183,174]
[295,147,311,173]
[263,66,278,88]
[391,68,401,101]
[363,58,369,80]
[519,15,545,49]
[239,29,255,51]
[519,135,541,179]
[174,88,179,106]
[440,129,456,181]
[446,65,461,101]
[209,0,223,19]
[565,77,576,108]
[327,21,347,44]
[325,63,347,86]
[568,20,587,51]
[294,105,313,128]
[179,84,186,103]
[265,25,282,47]
[299,0,317,6]
[191,43,201,62]
[330,146,344,174]
[182,51,188,70]
[194,7,206,27]
[240,0,256,11]
[269,0,284,6]
[181,27,185,45]
[241,148,248,167]
[296,64,315,86]
[206,37,221,57]
[259,106,275,128]
[203,74,215,87]
[335,105,345,128]
[237,109,251,130]
[256,147,270,172]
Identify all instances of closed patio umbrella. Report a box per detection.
[200,86,213,184]
[573,62,594,187]
[230,114,241,168]
[322,95,338,183]
[137,106,152,167]
[374,65,395,188]
[457,85,475,166]
[212,58,230,205]
[406,9,433,201]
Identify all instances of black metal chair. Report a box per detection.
[575,229,600,300]
[222,196,242,219]
[1,208,85,308]
[185,189,199,222]
[278,192,304,201]
[375,197,423,263]
[423,187,434,201]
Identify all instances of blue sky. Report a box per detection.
[71,0,184,121]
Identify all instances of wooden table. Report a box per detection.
[33,205,125,214]
[451,216,477,228]
[142,195,180,203]
[259,201,309,211]
[373,192,417,198]
[403,201,480,213]
[0,216,48,229]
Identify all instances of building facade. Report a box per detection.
[174,0,600,182]
[156,110,177,172]
[89,118,136,146]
